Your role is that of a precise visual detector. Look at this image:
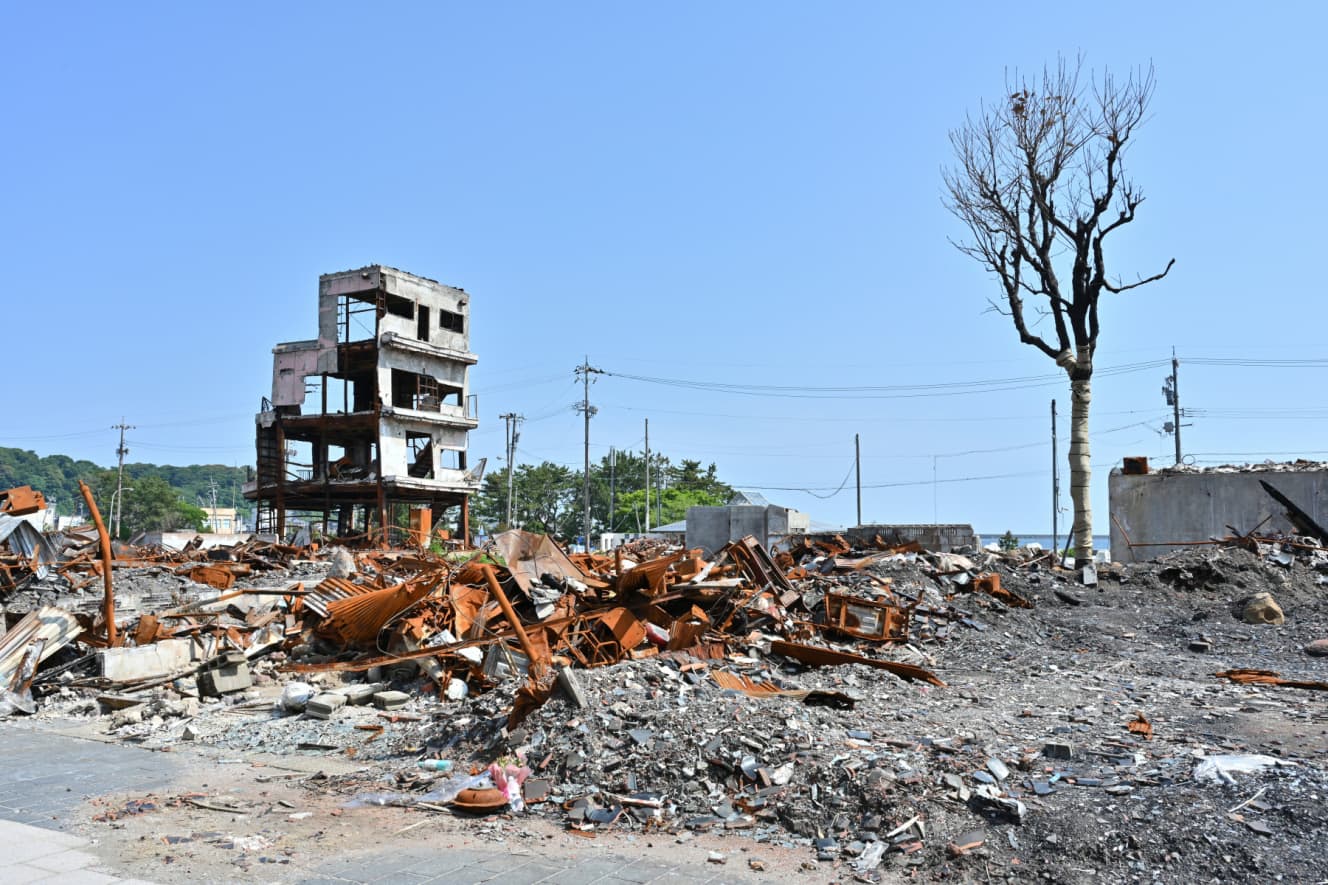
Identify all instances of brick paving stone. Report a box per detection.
[0,728,180,834]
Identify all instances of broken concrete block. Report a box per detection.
[556,664,588,708]
[372,690,410,711]
[1243,592,1285,625]
[305,692,347,720]
[197,655,252,698]
[336,682,383,705]
[98,639,193,682]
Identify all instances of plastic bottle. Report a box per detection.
[417,759,454,772]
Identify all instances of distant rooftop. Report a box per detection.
[727,490,772,507]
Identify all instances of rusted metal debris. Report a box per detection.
[0,485,46,516]
[4,500,982,719]
[1127,712,1153,740]
[78,480,118,647]
[770,640,946,687]
[1215,669,1328,691]
[821,593,910,642]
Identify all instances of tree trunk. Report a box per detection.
[1068,369,1093,567]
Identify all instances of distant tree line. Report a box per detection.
[471,451,733,541]
[0,446,251,539]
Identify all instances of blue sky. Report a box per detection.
[3,3,1326,535]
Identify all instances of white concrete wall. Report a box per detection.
[1109,466,1328,562]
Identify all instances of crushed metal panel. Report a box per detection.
[492,530,595,593]
[0,514,61,578]
[0,607,81,687]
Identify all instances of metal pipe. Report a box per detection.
[481,565,544,678]
[78,480,117,647]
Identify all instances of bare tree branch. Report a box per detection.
[1104,258,1176,293]
[942,57,1171,369]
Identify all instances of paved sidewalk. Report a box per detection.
[0,819,150,884]
[0,725,181,831]
[0,726,757,884]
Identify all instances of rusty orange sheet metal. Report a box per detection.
[317,575,442,647]
[710,670,856,709]
[185,565,236,591]
[0,485,46,516]
[617,551,685,596]
[1215,669,1328,691]
[303,576,380,619]
[770,639,945,687]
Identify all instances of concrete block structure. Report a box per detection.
[842,524,978,552]
[685,503,809,556]
[244,266,484,543]
[1109,462,1328,562]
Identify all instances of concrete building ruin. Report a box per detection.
[244,266,484,543]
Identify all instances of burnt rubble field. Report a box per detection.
[4,526,1328,884]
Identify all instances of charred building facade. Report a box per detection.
[244,266,484,543]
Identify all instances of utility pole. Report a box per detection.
[609,447,617,535]
[111,418,135,539]
[1051,400,1059,560]
[1171,349,1182,465]
[1162,348,1184,466]
[574,359,602,551]
[643,418,650,533]
[499,412,523,527]
[854,433,862,527]
[207,477,220,531]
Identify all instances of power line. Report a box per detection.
[600,360,1168,400]
[1184,357,1328,368]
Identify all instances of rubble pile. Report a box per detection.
[8,489,1328,880]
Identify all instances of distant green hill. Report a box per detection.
[0,446,252,517]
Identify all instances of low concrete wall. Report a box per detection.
[140,532,272,551]
[844,524,978,552]
[1108,467,1328,562]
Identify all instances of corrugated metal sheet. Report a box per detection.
[316,578,439,647]
[0,514,61,579]
[303,576,377,619]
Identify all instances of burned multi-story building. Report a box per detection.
[244,266,483,543]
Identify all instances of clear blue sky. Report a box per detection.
[3,2,1326,535]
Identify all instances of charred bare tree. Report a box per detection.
[944,58,1174,566]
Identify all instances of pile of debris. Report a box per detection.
[10,496,1074,867]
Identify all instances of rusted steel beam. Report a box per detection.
[482,564,546,678]
[78,480,117,647]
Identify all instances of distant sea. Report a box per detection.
[980,533,1110,554]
